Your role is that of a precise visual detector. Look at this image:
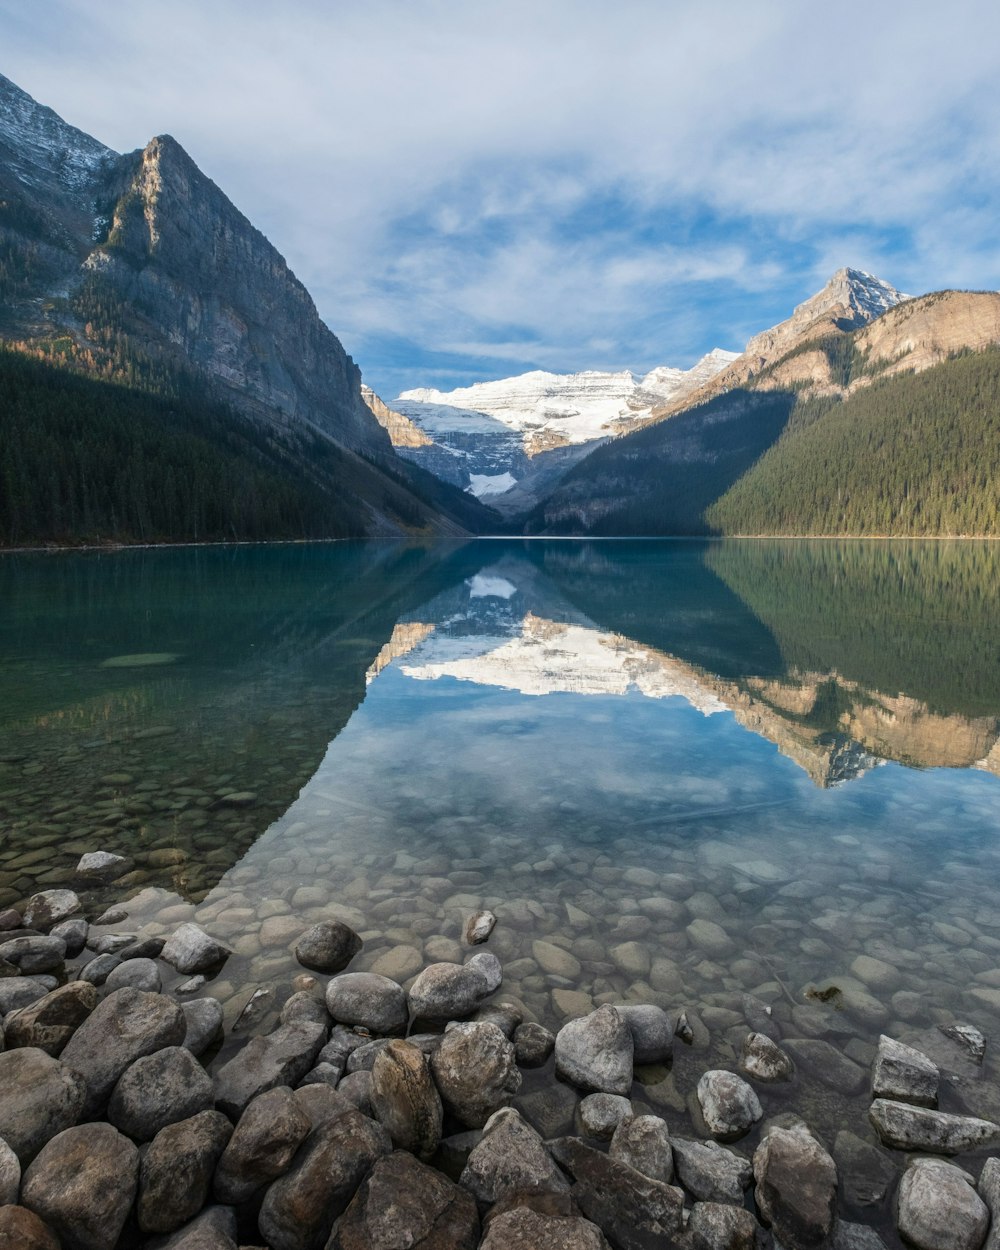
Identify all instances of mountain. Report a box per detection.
[0,72,494,543]
[527,278,1000,538]
[387,351,738,509]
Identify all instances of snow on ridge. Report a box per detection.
[0,72,117,192]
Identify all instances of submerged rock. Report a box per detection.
[514,1021,555,1067]
[465,910,496,945]
[294,920,362,974]
[739,1032,794,1083]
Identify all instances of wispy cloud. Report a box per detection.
[2,0,997,393]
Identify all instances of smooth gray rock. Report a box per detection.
[832,1223,890,1250]
[370,1038,442,1160]
[108,1045,214,1141]
[869,1098,1000,1154]
[75,851,134,883]
[325,972,408,1035]
[147,1205,238,1249]
[0,977,50,1014]
[871,1034,939,1107]
[59,987,187,1118]
[578,1092,633,1140]
[688,1201,768,1250]
[0,1133,20,1204]
[459,1107,569,1208]
[739,1032,794,1082]
[430,1021,521,1128]
[258,1107,390,1250]
[50,917,88,957]
[213,1020,326,1120]
[76,952,120,985]
[752,1125,837,1248]
[21,1122,139,1250]
[337,1069,373,1115]
[620,1004,674,1065]
[0,1047,86,1163]
[514,1021,555,1067]
[672,1137,752,1203]
[294,920,362,974]
[697,1070,762,1140]
[610,1114,674,1184]
[23,890,80,932]
[472,1001,522,1038]
[137,1109,232,1234]
[783,1037,867,1094]
[554,1005,634,1096]
[104,956,161,993]
[3,982,97,1056]
[465,951,502,993]
[0,936,65,975]
[214,1084,314,1205]
[160,923,232,974]
[833,1128,897,1209]
[181,997,225,1057]
[897,1158,988,1250]
[328,1149,480,1249]
[280,990,331,1028]
[408,962,490,1022]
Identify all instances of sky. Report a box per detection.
[2,0,998,397]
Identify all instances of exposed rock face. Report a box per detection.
[370,1039,443,1159]
[871,1034,939,1106]
[459,1107,569,1208]
[361,385,433,449]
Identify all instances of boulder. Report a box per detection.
[430,1022,521,1128]
[21,1122,139,1250]
[697,1071,762,1140]
[408,962,490,1022]
[23,891,80,931]
[466,951,502,993]
[3,982,97,1056]
[871,1034,939,1107]
[105,956,162,993]
[688,1201,768,1249]
[459,1107,569,1208]
[50,917,88,957]
[75,851,134,883]
[578,1092,633,1140]
[609,1114,673,1183]
[869,1099,1000,1154]
[0,977,50,1014]
[258,1108,390,1250]
[147,1205,238,1249]
[329,1149,479,1249]
[337,1069,373,1114]
[0,1206,62,1250]
[833,1128,897,1209]
[514,1021,555,1067]
[370,1039,443,1159]
[213,1020,326,1120]
[0,1048,86,1163]
[214,1085,314,1205]
[554,1005,634,1096]
[620,1005,674,1065]
[160,923,232,974]
[465,911,496,945]
[137,1109,232,1234]
[59,987,187,1118]
[294,920,362,974]
[108,1045,214,1141]
[0,937,65,976]
[897,1157,988,1250]
[782,1037,867,1095]
[752,1125,837,1248]
[281,990,332,1028]
[324,973,408,1035]
[0,1134,20,1204]
[181,997,225,1057]
[672,1137,752,1203]
[738,1032,794,1083]
[479,1194,610,1250]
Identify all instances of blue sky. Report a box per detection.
[2,0,998,397]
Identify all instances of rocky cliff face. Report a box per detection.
[360,385,431,448]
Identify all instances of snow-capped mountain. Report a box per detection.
[0,71,115,195]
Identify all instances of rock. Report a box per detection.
[77,952,120,985]
[137,1109,232,1234]
[578,1092,633,1140]
[0,936,65,975]
[465,910,496,945]
[981,1157,1000,1250]
[75,852,134,883]
[554,1005,634,1096]
[160,923,232,974]
[831,1223,890,1250]
[0,1206,62,1250]
[49,917,88,957]
[473,1001,521,1037]
[408,962,490,1022]
[0,977,50,1014]
[459,1107,569,1208]
[3,982,97,1056]
[370,1039,442,1159]
[214,1085,314,1205]
[466,951,502,993]
[672,1137,752,1203]
[21,1122,139,1250]
[108,1045,214,1141]
[871,1034,939,1107]
[869,1098,1000,1154]
[104,956,162,993]
[294,920,362,974]
[213,1020,326,1120]
[850,954,901,992]
[280,990,331,1028]
[369,944,423,981]
[620,1005,673,1065]
[430,1022,521,1128]
[148,1205,238,1249]
[181,997,225,1057]
[515,1021,555,1067]
[0,1048,86,1163]
[752,1125,837,1249]
[688,1201,768,1250]
[549,1136,684,1248]
[783,1038,867,1095]
[0,1135,20,1204]
[833,1129,896,1209]
[533,939,582,978]
[22,891,80,932]
[59,987,187,1118]
[897,1157,988,1250]
[738,1032,794,1082]
[940,1022,987,1064]
[337,1070,372,1114]
[687,918,734,958]
[258,1108,390,1250]
[609,1114,673,1183]
[697,1071,762,1140]
[329,1149,479,1249]
[325,972,408,1035]
[478,1194,609,1250]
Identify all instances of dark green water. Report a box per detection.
[3,538,1000,1228]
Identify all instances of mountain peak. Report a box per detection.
[805,267,910,327]
[0,71,116,193]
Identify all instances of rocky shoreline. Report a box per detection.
[1,885,1000,1249]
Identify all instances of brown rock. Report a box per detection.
[214,1085,314,1205]
[370,1039,443,1160]
[0,1206,61,1250]
[4,983,98,1056]
[138,1109,232,1234]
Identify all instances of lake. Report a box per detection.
[3,537,1000,1216]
